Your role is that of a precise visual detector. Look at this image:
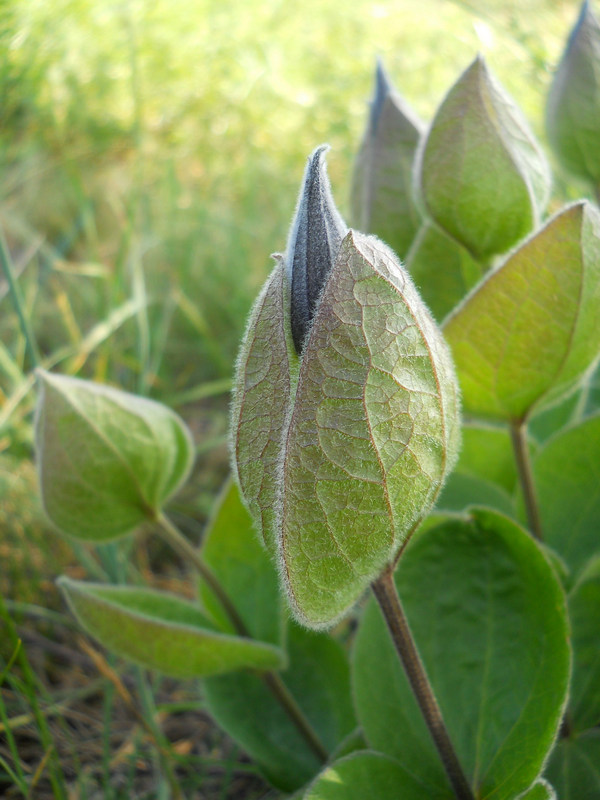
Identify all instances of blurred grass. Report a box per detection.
[0,1,592,796]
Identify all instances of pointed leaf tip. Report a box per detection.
[286,145,348,354]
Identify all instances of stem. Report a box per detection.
[509,421,543,541]
[371,567,475,800]
[155,513,328,763]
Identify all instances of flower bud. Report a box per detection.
[546,1,600,186]
[232,149,461,629]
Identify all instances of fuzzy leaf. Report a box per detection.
[352,509,570,800]
[231,257,295,552]
[517,780,556,800]
[200,478,283,646]
[532,413,600,576]
[546,1,600,185]
[205,622,356,792]
[304,752,438,800]
[405,222,483,321]
[351,60,423,260]
[444,202,600,422]
[417,55,550,261]
[35,371,194,541]
[59,578,286,677]
[280,231,460,628]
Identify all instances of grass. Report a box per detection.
[0,0,592,796]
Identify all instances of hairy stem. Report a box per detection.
[371,567,475,800]
[155,512,328,763]
[510,421,543,541]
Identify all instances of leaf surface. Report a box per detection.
[568,557,600,732]
[59,578,285,677]
[352,509,570,800]
[35,371,194,541]
[444,202,600,422]
[544,730,600,800]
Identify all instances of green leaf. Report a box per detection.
[443,202,600,422]
[546,1,600,186]
[35,370,194,541]
[280,231,461,628]
[352,509,570,800]
[417,55,550,261]
[351,60,423,260]
[204,622,356,792]
[59,578,286,677]
[456,424,517,494]
[231,257,296,552]
[532,414,600,576]
[435,471,515,517]
[544,730,600,799]
[517,779,556,800]
[200,478,283,646]
[405,222,483,321]
[304,752,442,800]
[568,557,600,732]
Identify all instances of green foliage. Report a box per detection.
[59,578,286,677]
[352,510,570,800]
[545,730,600,799]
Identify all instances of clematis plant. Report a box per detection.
[32,27,600,800]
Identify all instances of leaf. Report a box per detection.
[280,231,461,628]
[544,730,600,799]
[303,752,442,800]
[416,55,550,261]
[435,471,515,517]
[568,557,600,732]
[352,509,570,800]
[200,478,283,646]
[351,60,423,260]
[35,370,194,541]
[59,578,286,677]
[231,257,295,553]
[204,622,356,792]
[405,222,483,321]
[532,413,600,576]
[456,424,517,494]
[546,1,600,185]
[517,779,556,800]
[443,202,600,422]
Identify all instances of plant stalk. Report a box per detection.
[0,227,41,369]
[509,421,543,540]
[155,513,329,763]
[371,567,475,800]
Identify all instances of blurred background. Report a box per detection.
[0,1,592,796]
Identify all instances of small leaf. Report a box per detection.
[417,55,550,261]
[568,556,600,732]
[280,231,460,628]
[35,370,194,541]
[304,752,439,800]
[444,202,600,422]
[544,730,600,799]
[352,509,570,800]
[532,413,600,576]
[205,622,356,792]
[405,222,483,321]
[200,478,283,646]
[351,60,423,260]
[435,471,515,517]
[231,258,295,552]
[59,578,286,677]
[456,424,517,494]
[546,1,600,185]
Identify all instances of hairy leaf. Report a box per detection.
[352,509,570,800]
[444,202,600,422]
[35,371,194,541]
[59,578,286,676]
